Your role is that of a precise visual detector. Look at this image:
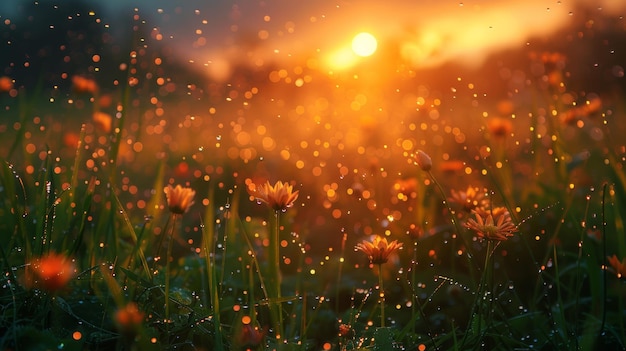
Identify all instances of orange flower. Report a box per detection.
[338,323,353,337]
[164,184,196,214]
[472,206,510,220]
[28,253,75,293]
[235,323,266,348]
[92,111,112,133]
[608,255,626,278]
[407,223,425,240]
[356,236,403,264]
[72,75,99,94]
[0,76,14,92]
[63,132,80,148]
[392,178,418,197]
[487,117,513,138]
[559,96,603,125]
[114,302,145,336]
[448,186,486,212]
[439,160,465,174]
[465,211,518,241]
[248,180,299,211]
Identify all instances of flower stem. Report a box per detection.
[202,187,224,351]
[269,210,284,345]
[427,171,479,282]
[479,240,495,332]
[165,214,176,324]
[378,263,385,328]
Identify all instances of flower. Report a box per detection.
[487,117,513,138]
[448,186,486,212]
[235,323,266,349]
[338,323,353,337]
[465,211,518,241]
[392,177,418,197]
[92,111,112,133]
[356,236,403,264]
[248,180,299,211]
[413,150,432,171]
[164,184,196,214]
[27,253,75,293]
[407,223,425,240]
[72,75,99,94]
[114,302,145,336]
[608,255,626,278]
[439,160,465,174]
[0,76,13,92]
[559,96,603,124]
[472,205,510,220]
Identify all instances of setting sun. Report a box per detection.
[351,32,377,57]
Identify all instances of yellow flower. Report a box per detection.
[448,186,486,212]
[164,184,196,214]
[608,255,626,278]
[248,180,299,211]
[465,211,518,241]
[356,236,403,264]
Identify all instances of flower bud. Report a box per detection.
[414,150,432,171]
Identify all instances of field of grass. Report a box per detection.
[2,2,626,351]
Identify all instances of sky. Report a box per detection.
[110,0,625,76]
[2,0,625,78]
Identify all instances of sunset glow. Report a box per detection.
[2,0,626,349]
[352,32,378,57]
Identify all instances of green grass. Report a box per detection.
[2,32,626,351]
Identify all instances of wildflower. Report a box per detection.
[407,223,425,240]
[234,323,266,349]
[248,180,299,211]
[472,206,510,220]
[164,184,196,214]
[356,236,403,264]
[439,160,465,174]
[72,75,99,94]
[63,132,80,148]
[114,302,145,336]
[448,186,486,212]
[92,111,112,133]
[465,211,518,241]
[413,150,432,171]
[28,253,75,293]
[559,96,603,124]
[392,177,418,197]
[0,76,13,92]
[608,255,626,278]
[338,323,353,337]
[487,117,513,138]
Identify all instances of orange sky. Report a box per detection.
[165,0,625,80]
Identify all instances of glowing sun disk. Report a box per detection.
[352,32,377,57]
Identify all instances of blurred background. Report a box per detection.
[1,0,625,251]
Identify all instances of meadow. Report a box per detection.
[1,2,626,350]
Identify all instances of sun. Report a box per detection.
[351,32,378,57]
